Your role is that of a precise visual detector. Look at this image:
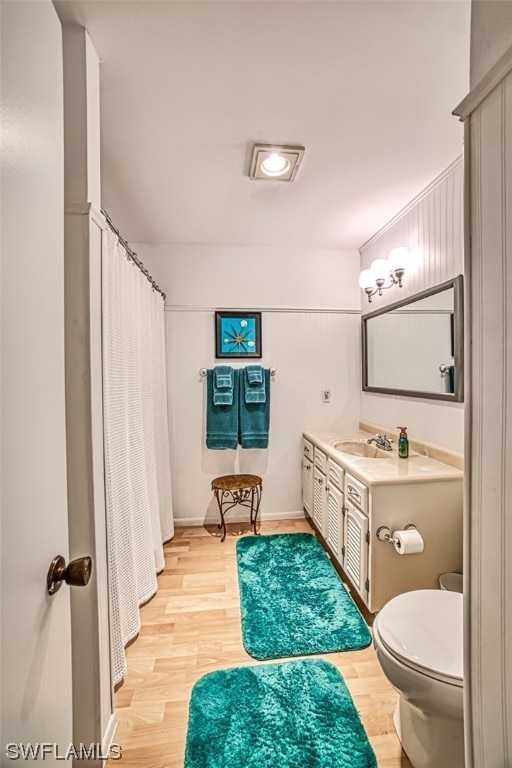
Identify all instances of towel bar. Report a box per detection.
[200,367,276,377]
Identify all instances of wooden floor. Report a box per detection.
[110,519,412,767]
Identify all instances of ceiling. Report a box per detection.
[56,1,470,250]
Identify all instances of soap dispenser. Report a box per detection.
[397,426,409,459]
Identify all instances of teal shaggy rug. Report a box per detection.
[184,659,377,768]
[236,533,371,659]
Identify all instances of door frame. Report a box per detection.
[64,202,116,755]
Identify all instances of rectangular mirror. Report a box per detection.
[362,275,464,402]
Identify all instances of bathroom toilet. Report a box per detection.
[372,589,464,768]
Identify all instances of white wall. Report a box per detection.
[470,1,512,85]
[359,160,465,451]
[138,244,361,524]
[454,34,512,766]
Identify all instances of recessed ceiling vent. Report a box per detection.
[249,144,305,182]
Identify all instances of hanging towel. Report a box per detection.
[206,368,239,449]
[244,365,266,403]
[246,365,263,385]
[239,368,271,448]
[215,365,233,390]
[213,365,234,405]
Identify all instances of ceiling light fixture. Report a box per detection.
[359,246,409,303]
[249,144,305,182]
[260,153,291,177]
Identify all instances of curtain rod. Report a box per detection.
[101,208,166,301]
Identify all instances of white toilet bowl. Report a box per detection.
[372,589,464,768]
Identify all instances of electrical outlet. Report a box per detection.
[322,389,331,403]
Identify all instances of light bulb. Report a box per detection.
[260,153,291,177]
[370,259,389,282]
[388,246,409,271]
[359,269,374,290]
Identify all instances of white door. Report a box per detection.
[1,0,74,752]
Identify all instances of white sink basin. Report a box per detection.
[332,439,392,459]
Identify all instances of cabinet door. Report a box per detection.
[343,500,369,602]
[327,458,344,491]
[314,447,327,473]
[345,472,368,514]
[326,482,344,562]
[313,467,327,537]
[302,456,313,514]
[303,438,313,461]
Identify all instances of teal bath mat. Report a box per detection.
[184,659,377,768]
[236,533,371,659]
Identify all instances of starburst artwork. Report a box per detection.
[215,312,262,358]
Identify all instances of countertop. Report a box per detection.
[303,430,464,486]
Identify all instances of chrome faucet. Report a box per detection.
[367,434,393,451]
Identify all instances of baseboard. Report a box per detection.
[173,510,305,527]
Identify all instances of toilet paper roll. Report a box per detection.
[393,528,424,555]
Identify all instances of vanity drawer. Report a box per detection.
[314,447,327,474]
[345,472,368,514]
[327,458,344,491]
[303,439,313,460]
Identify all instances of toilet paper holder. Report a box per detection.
[376,523,418,546]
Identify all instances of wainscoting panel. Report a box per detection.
[164,308,361,524]
[462,64,512,767]
[359,160,465,452]
[360,159,464,305]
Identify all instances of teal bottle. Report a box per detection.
[397,426,409,459]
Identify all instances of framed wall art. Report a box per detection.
[215,311,262,358]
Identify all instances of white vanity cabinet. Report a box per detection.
[311,444,327,538]
[312,467,326,537]
[342,471,370,601]
[303,431,463,612]
[302,439,314,515]
[325,459,345,562]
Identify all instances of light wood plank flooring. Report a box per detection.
[110,519,411,767]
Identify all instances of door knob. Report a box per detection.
[46,555,92,595]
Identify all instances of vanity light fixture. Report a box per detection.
[249,144,305,182]
[359,246,409,303]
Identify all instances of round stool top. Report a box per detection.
[212,474,262,491]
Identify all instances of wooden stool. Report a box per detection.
[211,474,262,542]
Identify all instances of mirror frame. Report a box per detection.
[361,274,464,402]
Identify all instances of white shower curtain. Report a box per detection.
[102,227,173,685]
